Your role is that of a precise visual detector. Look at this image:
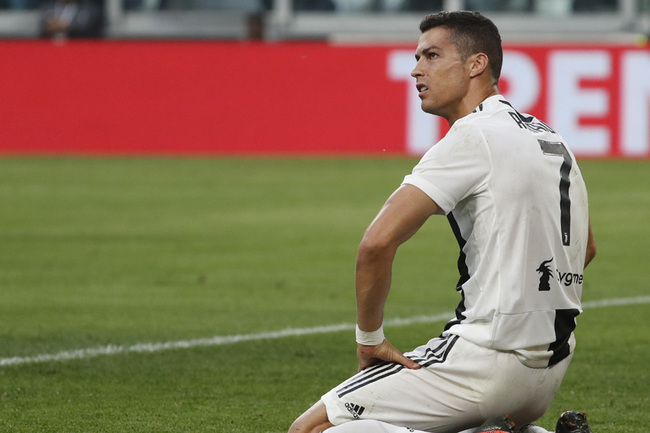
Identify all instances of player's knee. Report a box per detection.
[287,419,299,433]
[288,416,311,433]
[287,419,315,433]
[288,416,332,433]
[289,401,332,433]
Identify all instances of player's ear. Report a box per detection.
[468,53,489,78]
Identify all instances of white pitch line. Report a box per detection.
[1,295,649,368]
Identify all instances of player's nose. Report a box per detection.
[411,62,423,78]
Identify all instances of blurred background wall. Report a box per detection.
[1,0,649,157]
[1,0,649,41]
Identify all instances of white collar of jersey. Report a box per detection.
[470,94,508,115]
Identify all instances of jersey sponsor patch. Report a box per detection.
[537,258,555,291]
[537,257,584,291]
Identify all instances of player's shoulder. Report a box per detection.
[442,120,487,151]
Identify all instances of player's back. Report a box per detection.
[440,97,590,364]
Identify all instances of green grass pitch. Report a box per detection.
[0,157,648,432]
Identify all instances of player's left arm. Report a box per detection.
[584,219,596,268]
[355,184,442,371]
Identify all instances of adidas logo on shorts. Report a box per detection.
[344,402,365,419]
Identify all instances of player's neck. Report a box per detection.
[445,85,500,127]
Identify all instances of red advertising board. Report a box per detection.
[1,40,648,157]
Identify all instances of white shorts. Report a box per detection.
[321,334,572,433]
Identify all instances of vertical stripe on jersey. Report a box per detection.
[548,308,579,366]
[538,140,573,246]
[446,213,469,330]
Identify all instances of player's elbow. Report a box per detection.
[357,230,399,265]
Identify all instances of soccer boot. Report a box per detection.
[555,411,592,433]
[465,414,517,433]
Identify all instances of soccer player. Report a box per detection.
[288,11,597,433]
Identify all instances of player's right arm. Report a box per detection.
[355,184,441,371]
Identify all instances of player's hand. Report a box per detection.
[356,339,421,372]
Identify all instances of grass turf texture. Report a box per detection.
[0,157,648,432]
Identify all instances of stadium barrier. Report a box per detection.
[2,40,649,157]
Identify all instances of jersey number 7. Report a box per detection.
[538,139,572,246]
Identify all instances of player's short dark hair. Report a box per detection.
[419,11,503,82]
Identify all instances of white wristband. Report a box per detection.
[355,324,385,346]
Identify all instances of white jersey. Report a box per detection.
[402,95,590,368]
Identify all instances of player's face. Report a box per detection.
[411,27,471,120]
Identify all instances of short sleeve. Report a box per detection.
[402,124,491,214]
